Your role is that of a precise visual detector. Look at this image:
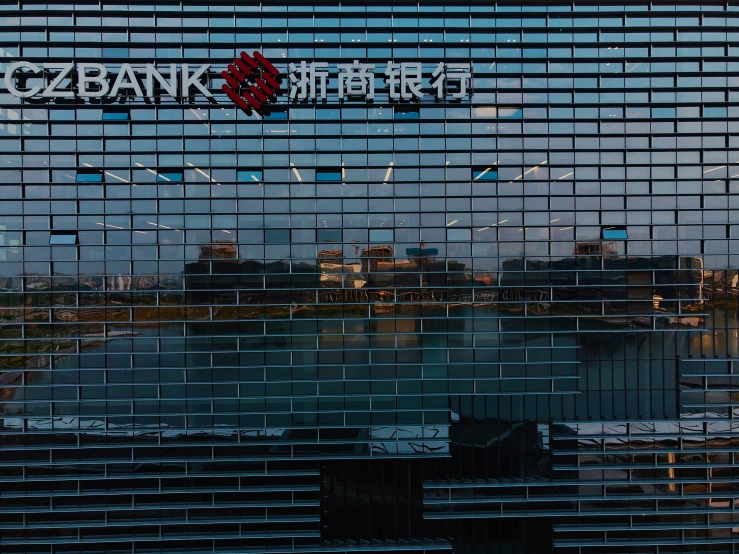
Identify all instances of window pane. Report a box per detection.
[316,170,342,182]
[76,171,103,182]
[472,167,498,180]
[238,169,263,182]
[447,228,471,241]
[102,110,130,120]
[369,229,393,242]
[603,228,628,240]
[498,107,522,118]
[50,233,77,245]
[264,111,288,119]
[394,106,419,119]
[157,171,184,182]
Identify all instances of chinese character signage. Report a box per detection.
[288,59,472,102]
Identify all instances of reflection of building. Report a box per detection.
[199,241,237,260]
[317,249,363,288]
[317,248,343,262]
[424,260,467,287]
[357,244,472,291]
[406,245,439,273]
[573,241,617,257]
[360,244,394,274]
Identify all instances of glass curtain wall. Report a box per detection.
[0,2,738,553]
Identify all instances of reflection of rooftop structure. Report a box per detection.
[200,242,237,260]
[317,249,363,288]
[372,258,420,288]
[361,245,394,273]
[406,245,439,282]
[574,241,617,257]
[406,246,439,267]
[499,255,705,309]
[317,249,343,261]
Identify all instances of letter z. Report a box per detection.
[42,63,75,97]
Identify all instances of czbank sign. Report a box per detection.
[4,61,213,99]
[4,50,472,115]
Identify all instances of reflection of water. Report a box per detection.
[7,304,737,424]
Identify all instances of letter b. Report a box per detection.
[77,63,109,97]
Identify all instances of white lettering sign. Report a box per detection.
[288,61,329,101]
[431,62,472,99]
[287,60,472,102]
[3,62,213,100]
[77,63,109,98]
[337,60,376,100]
[42,63,75,98]
[4,61,42,97]
[386,62,424,100]
[3,58,471,106]
[146,63,177,98]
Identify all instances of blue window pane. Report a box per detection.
[316,170,342,182]
[103,48,128,58]
[265,229,290,243]
[498,107,522,118]
[406,247,438,256]
[472,168,498,181]
[238,170,263,182]
[157,172,183,182]
[318,229,342,243]
[704,106,727,118]
[394,106,419,119]
[447,228,471,241]
[264,111,288,119]
[76,172,103,182]
[369,229,393,242]
[50,233,77,245]
[602,229,628,240]
[652,107,676,118]
[102,111,129,120]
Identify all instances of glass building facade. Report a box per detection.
[1,1,739,552]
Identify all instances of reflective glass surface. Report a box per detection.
[1,2,738,553]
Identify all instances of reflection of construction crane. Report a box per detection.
[406,242,438,274]
[405,242,441,289]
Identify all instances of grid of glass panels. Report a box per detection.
[1,2,738,553]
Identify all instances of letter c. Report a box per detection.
[4,61,42,98]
